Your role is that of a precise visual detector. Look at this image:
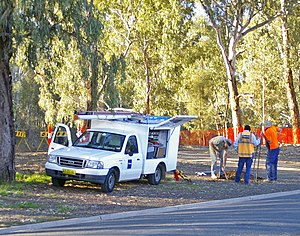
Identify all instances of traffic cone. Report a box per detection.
[47,124,52,146]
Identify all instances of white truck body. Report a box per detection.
[45,112,196,192]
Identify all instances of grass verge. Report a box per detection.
[0,172,51,196]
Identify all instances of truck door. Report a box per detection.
[121,135,143,180]
[48,123,73,154]
[151,115,197,171]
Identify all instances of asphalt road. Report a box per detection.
[2,190,300,236]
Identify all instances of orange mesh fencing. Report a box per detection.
[180,128,300,146]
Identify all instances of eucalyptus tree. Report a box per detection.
[280,0,300,143]
[13,0,107,125]
[103,0,195,115]
[33,40,89,124]
[0,0,15,182]
[238,28,287,127]
[180,17,230,130]
[199,0,281,137]
[12,65,45,129]
[230,0,300,138]
[240,0,300,142]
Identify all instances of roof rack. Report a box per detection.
[74,109,173,124]
[74,110,143,121]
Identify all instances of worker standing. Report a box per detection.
[209,136,233,179]
[234,125,260,185]
[262,121,282,181]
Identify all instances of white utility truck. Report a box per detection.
[46,110,196,192]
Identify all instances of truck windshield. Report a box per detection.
[73,131,125,152]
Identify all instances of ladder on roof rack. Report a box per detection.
[74,109,144,121]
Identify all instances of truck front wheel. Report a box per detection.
[102,169,117,193]
[148,165,163,185]
[52,177,66,187]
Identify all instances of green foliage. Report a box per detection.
[9,0,300,131]
[10,201,41,209]
[16,172,51,184]
[100,0,196,115]
[0,172,50,197]
[0,182,25,196]
[180,17,228,129]
[57,205,76,214]
[14,0,107,125]
[287,1,300,88]
[238,9,300,127]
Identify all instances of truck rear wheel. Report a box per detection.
[148,165,163,185]
[102,169,117,193]
[52,177,66,187]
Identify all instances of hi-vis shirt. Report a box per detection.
[234,131,260,158]
[264,126,280,150]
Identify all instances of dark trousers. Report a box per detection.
[266,147,280,181]
[235,156,253,184]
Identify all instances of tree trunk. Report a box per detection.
[215,28,242,138]
[200,1,281,139]
[142,39,150,114]
[86,56,99,112]
[281,0,300,144]
[286,69,300,143]
[86,2,99,112]
[0,1,16,182]
[227,76,242,137]
[90,45,99,110]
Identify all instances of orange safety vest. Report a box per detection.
[238,130,254,158]
[264,126,280,150]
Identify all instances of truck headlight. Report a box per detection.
[48,154,58,164]
[86,160,104,169]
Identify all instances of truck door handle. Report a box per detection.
[137,158,140,161]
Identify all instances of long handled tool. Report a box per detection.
[252,146,257,182]
[221,165,228,180]
[255,144,262,182]
[252,144,261,183]
[220,152,228,180]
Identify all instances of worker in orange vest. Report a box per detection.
[262,121,282,181]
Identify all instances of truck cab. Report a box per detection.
[46,111,196,192]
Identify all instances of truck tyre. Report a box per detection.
[102,169,117,193]
[52,177,66,187]
[148,164,163,185]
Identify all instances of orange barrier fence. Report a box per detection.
[180,128,300,146]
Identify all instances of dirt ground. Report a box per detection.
[1,145,300,228]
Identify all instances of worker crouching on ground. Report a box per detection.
[209,136,233,179]
[234,125,261,185]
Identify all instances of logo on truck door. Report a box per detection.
[127,159,132,169]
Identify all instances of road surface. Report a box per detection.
[2,190,300,236]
